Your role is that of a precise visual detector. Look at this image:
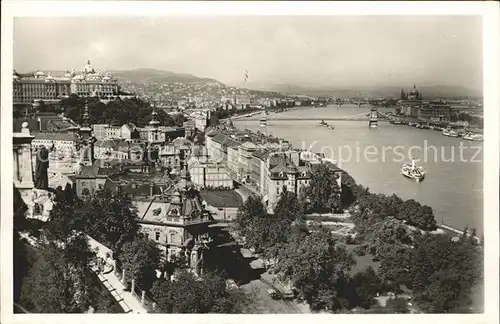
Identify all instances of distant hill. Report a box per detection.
[109,68,224,85]
[259,83,483,99]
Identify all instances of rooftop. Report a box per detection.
[33,132,79,142]
[200,190,244,208]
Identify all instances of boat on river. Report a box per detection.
[319,120,334,130]
[390,119,406,125]
[462,132,484,142]
[442,128,459,137]
[401,159,425,182]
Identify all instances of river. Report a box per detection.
[233,104,483,233]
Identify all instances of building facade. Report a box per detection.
[135,168,214,275]
[13,60,120,104]
[418,101,452,122]
[188,158,233,189]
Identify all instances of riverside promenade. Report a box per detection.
[87,236,148,314]
[19,232,148,314]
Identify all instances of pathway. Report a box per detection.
[239,247,310,314]
[19,233,148,313]
[87,236,148,314]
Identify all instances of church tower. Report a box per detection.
[148,106,162,144]
[78,102,96,166]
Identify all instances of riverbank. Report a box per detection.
[233,104,483,232]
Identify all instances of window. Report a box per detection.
[98,184,104,190]
[155,232,160,241]
[170,232,177,244]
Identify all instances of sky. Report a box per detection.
[13,16,483,90]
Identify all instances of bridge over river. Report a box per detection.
[236,117,381,122]
[235,110,390,122]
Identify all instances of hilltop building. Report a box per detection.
[13,60,120,104]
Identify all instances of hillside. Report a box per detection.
[110,68,224,85]
[259,83,483,99]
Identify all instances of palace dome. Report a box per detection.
[45,73,54,82]
[34,71,45,77]
[409,84,419,95]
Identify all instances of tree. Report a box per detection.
[340,266,382,309]
[273,188,304,222]
[20,240,94,313]
[378,246,413,285]
[364,217,412,258]
[171,113,187,127]
[257,189,306,260]
[14,186,28,232]
[398,199,436,230]
[59,94,175,127]
[274,228,356,311]
[117,235,160,290]
[410,234,483,313]
[237,191,306,261]
[350,191,436,233]
[303,164,342,213]
[151,270,254,313]
[73,189,139,251]
[14,232,29,303]
[385,297,410,313]
[235,195,267,239]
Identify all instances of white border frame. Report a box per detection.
[1,2,499,324]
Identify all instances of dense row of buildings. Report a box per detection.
[13,60,121,104]
[204,120,341,210]
[121,77,286,111]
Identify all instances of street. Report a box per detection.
[238,247,310,314]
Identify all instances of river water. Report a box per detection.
[234,104,484,233]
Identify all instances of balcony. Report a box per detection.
[163,216,213,226]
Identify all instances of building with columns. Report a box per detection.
[13,60,120,104]
[13,123,55,220]
[13,123,35,203]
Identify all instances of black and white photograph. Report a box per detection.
[2,1,499,321]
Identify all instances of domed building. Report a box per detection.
[34,71,45,79]
[407,84,422,101]
[12,60,120,104]
[83,60,95,74]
